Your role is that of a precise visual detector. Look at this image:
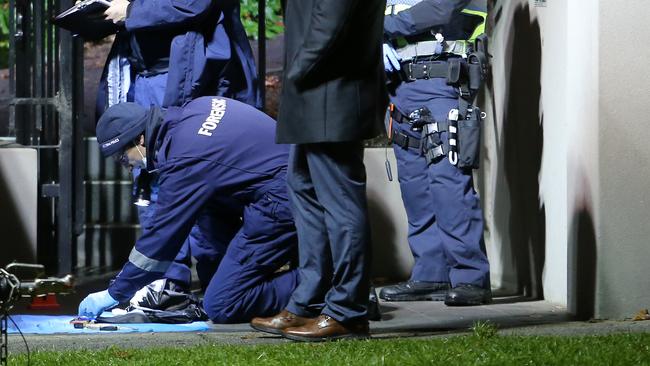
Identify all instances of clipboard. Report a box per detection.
[53,0,120,41]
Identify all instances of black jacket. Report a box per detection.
[276,0,388,144]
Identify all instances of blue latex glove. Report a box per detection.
[383,43,402,72]
[78,290,119,317]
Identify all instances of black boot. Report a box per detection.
[379,281,451,301]
[444,284,492,306]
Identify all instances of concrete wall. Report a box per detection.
[484,0,650,318]
[595,0,650,319]
[565,0,600,320]
[0,148,37,267]
[366,149,413,281]
[482,0,599,308]
[482,0,569,302]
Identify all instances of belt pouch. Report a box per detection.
[447,59,461,84]
[457,107,482,169]
[468,62,482,91]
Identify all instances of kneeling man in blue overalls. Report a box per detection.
[78,97,298,323]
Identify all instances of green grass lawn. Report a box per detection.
[9,331,650,366]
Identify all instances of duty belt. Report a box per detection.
[396,40,472,61]
[391,108,449,131]
[390,108,412,124]
[403,61,449,81]
[391,130,420,149]
[390,108,449,150]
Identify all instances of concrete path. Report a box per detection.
[7,299,650,355]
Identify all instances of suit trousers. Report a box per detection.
[285,142,371,323]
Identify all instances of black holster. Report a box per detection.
[419,107,482,170]
[456,107,482,169]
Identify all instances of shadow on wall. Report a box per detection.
[568,172,597,320]
[495,3,546,299]
[571,208,597,320]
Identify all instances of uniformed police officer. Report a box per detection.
[98,0,261,294]
[78,97,298,323]
[379,0,492,305]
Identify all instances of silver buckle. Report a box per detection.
[428,144,445,159]
[424,122,439,135]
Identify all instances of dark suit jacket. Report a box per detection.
[276,0,388,144]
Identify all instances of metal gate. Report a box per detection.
[0,0,273,277]
[0,0,84,276]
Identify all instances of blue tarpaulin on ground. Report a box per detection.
[7,315,210,334]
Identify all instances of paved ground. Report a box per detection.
[7,298,650,355]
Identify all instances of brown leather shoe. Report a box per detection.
[250,309,311,335]
[283,314,369,342]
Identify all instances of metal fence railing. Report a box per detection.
[0,0,84,276]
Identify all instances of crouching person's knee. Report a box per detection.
[203,296,247,324]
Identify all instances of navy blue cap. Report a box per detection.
[96,103,148,157]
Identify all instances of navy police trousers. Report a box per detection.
[202,177,299,323]
[391,91,490,288]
